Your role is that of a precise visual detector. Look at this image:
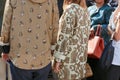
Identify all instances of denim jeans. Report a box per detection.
[8,61,51,80]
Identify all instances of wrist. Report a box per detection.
[1,53,8,56]
[111,32,115,39]
[55,58,62,63]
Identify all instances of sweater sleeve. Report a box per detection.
[0,0,13,54]
[51,0,59,45]
[0,0,13,46]
[54,8,76,61]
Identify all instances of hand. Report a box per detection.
[89,28,95,39]
[1,53,9,62]
[54,62,62,73]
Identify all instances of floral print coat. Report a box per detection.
[54,3,90,80]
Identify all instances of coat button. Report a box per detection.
[37,14,41,19]
[28,28,32,33]
[33,45,38,49]
[39,3,42,8]
[23,59,27,64]
[49,26,52,30]
[42,39,47,44]
[16,54,20,58]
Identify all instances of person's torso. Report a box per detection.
[111,12,120,65]
[9,0,54,70]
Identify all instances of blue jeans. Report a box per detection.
[8,61,51,80]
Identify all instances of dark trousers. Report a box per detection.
[8,61,51,80]
[106,65,120,80]
[87,58,102,80]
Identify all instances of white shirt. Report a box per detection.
[110,12,120,65]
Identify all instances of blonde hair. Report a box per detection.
[64,0,81,4]
[63,0,87,9]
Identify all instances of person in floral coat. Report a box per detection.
[53,0,90,80]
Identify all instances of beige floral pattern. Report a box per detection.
[54,3,90,80]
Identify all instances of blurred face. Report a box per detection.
[95,0,104,4]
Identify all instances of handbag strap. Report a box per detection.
[95,25,101,36]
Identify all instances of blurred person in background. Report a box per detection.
[107,0,120,80]
[86,0,94,7]
[109,0,118,9]
[87,0,114,80]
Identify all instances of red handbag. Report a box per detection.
[87,25,104,59]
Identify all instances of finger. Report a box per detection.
[54,66,60,73]
[54,68,59,73]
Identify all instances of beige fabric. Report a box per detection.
[0,0,59,69]
[54,3,90,80]
[30,0,47,3]
[0,58,12,80]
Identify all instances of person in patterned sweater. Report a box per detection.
[0,0,59,80]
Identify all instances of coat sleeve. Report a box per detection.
[51,0,59,46]
[101,7,114,29]
[0,0,13,46]
[54,9,76,61]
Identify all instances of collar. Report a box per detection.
[29,0,47,3]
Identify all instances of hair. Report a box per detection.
[63,0,87,8]
[93,0,109,4]
[64,0,81,4]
